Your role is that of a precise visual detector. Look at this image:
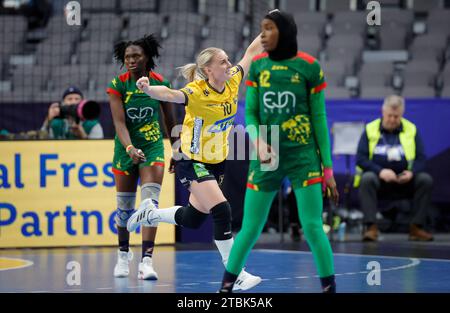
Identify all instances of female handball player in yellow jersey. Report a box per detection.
[127,34,263,291]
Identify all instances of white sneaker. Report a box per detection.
[233,269,262,291]
[127,199,159,232]
[113,249,133,278]
[138,256,159,280]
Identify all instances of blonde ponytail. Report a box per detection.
[178,63,206,82]
[178,47,223,82]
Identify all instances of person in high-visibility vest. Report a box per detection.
[354,95,433,242]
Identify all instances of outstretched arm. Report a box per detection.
[136,77,186,104]
[237,34,263,77]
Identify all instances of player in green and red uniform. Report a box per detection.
[219,10,339,293]
[107,34,177,280]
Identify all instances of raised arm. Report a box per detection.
[237,34,263,77]
[136,77,185,104]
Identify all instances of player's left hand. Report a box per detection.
[322,168,339,206]
[168,157,176,174]
[168,150,183,174]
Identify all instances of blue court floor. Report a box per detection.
[1,246,450,293]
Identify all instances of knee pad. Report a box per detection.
[141,183,161,207]
[115,192,136,227]
[174,203,208,229]
[211,201,232,240]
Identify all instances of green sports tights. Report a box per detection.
[226,183,334,278]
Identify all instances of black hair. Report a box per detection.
[113,34,161,71]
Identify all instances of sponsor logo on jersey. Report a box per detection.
[126,106,154,122]
[207,115,235,133]
[271,65,288,71]
[203,89,210,96]
[193,163,210,178]
[190,117,203,154]
[262,91,296,113]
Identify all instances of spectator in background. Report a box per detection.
[41,86,104,139]
[354,95,433,242]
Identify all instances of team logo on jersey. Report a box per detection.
[291,73,300,84]
[207,115,235,133]
[127,106,154,122]
[203,89,210,96]
[262,91,296,113]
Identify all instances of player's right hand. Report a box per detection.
[257,140,275,164]
[136,76,150,91]
[128,146,147,164]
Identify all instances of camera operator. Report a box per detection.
[41,86,104,139]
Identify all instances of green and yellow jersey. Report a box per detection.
[107,71,171,148]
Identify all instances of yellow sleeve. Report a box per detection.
[179,81,201,106]
[229,65,244,87]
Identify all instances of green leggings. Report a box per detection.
[227,183,334,278]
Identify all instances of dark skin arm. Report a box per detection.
[159,101,180,173]
[109,93,146,163]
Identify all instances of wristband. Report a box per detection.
[322,168,333,192]
[126,145,134,153]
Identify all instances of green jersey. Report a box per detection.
[107,71,171,148]
[245,51,332,168]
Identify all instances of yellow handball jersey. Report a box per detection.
[179,65,244,164]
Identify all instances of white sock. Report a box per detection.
[154,206,181,225]
[214,237,234,267]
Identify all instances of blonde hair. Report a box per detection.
[383,95,405,111]
[178,47,223,82]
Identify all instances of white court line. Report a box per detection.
[0,257,34,271]
[255,249,450,263]
[177,249,423,284]
[275,277,291,280]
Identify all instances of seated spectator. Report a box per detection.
[41,86,104,139]
[354,95,433,242]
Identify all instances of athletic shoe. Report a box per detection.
[138,256,159,280]
[233,269,262,291]
[127,199,159,232]
[113,249,133,278]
